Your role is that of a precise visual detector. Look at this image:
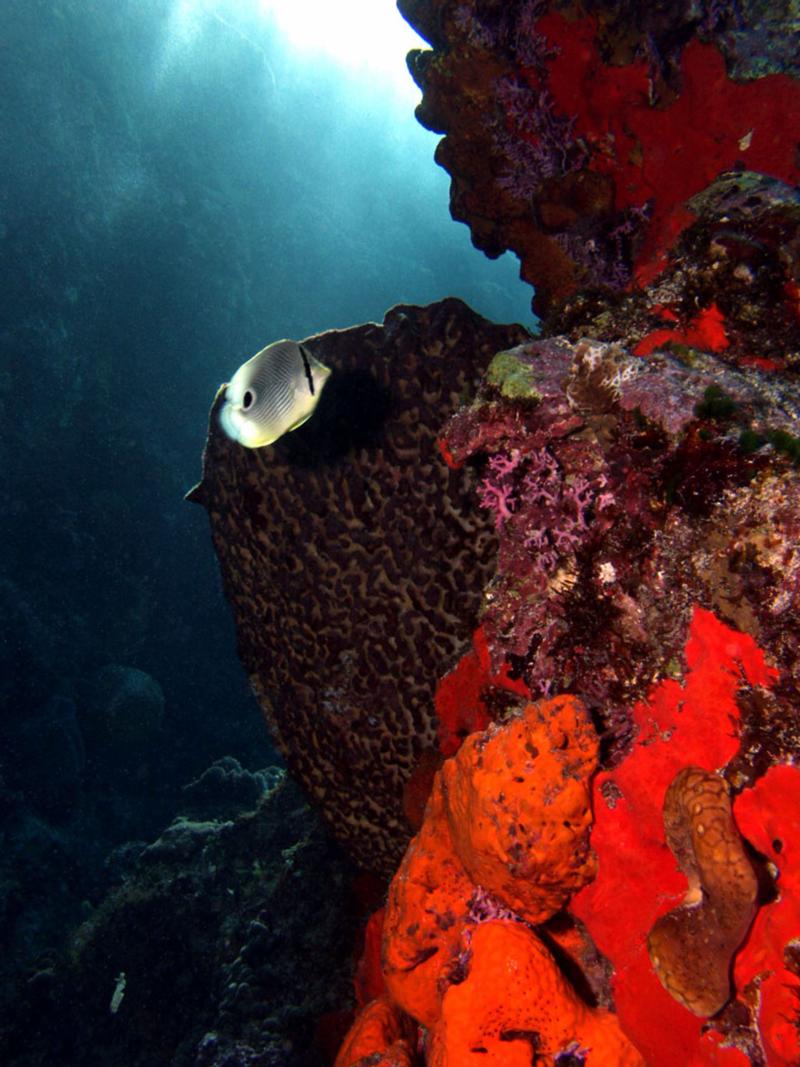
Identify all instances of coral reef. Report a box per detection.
[194,260,800,1064]
[440,332,800,765]
[424,271,798,1058]
[180,757,283,821]
[190,299,530,876]
[198,292,799,1063]
[327,179,799,1061]
[399,0,800,314]
[554,169,800,376]
[184,5,800,1063]
[1,770,358,1067]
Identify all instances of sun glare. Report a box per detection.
[157,0,425,102]
[256,0,425,97]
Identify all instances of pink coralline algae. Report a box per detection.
[442,331,800,765]
[477,450,523,529]
[479,442,613,593]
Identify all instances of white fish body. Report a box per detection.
[219,339,331,448]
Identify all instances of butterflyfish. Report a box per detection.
[219,339,331,448]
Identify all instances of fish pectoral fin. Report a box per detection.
[287,411,313,433]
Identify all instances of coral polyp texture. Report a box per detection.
[398,0,800,314]
[190,300,528,875]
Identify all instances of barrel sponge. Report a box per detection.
[440,695,599,923]
[190,299,529,876]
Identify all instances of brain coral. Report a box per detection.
[190,299,529,874]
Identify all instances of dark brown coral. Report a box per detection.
[647,767,759,1017]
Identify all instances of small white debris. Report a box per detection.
[597,561,617,585]
[110,971,126,1014]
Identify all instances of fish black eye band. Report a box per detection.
[299,344,315,396]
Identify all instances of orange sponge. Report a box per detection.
[428,920,645,1066]
[381,776,474,1029]
[333,995,417,1067]
[441,695,598,923]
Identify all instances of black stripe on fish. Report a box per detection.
[299,344,315,396]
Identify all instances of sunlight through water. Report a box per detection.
[159,0,426,101]
[256,0,426,99]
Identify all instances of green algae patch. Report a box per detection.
[486,349,542,400]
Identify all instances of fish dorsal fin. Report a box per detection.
[298,344,316,395]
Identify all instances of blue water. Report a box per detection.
[0,0,534,1021]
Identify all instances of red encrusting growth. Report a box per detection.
[734,765,800,1066]
[570,607,779,1065]
[535,13,800,281]
[634,304,730,356]
[434,625,530,757]
[436,437,462,470]
[354,907,387,1009]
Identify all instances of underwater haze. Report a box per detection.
[0,0,534,1039]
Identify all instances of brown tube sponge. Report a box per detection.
[647,767,758,1017]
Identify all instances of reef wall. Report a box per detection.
[398,0,800,317]
[194,2,800,1063]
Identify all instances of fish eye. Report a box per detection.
[242,389,255,410]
